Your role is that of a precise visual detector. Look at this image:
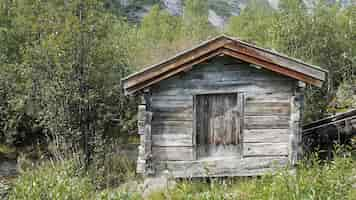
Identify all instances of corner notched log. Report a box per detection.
[136,103,154,175]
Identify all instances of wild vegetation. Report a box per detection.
[0,0,355,199]
[7,152,356,199]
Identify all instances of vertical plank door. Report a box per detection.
[196,93,243,158]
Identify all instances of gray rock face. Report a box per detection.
[163,0,182,16]
[114,0,353,27]
[268,0,279,9]
[208,9,226,28]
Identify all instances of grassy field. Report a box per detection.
[5,150,356,200]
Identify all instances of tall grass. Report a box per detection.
[9,160,96,200]
[8,150,356,200]
[8,157,141,200]
[149,155,356,200]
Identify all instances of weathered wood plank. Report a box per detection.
[164,68,292,84]
[197,145,242,158]
[245,116,290,129]
[152,147,195,161]
[152,126,193,135]
[245,102,290,116]
[155,156,288,177]
[151,95,193,101]
[245,94,290,103]
[151,99,192,108]
[152,84,292,96]
[153,111,193,121]
[243,143,288,156]
[244,129,289,143]
[152,121,193,127]
[152,121,193,135]
[152,134,193,146]
[153,79,294,93]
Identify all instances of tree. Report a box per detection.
[0,0,138,171]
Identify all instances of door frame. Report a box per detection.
[192,91,245,160]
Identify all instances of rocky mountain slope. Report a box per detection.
[108,0,354,27]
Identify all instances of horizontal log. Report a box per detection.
[151,95,193,101]
[245,116,290,129]
[245,102,290,116]
[152,134,193,146]
[245,94,291,103]
[152,146,195,161]
[153,111,193,121]
[152,121,193,135]
[151,99,192,108]
[197,144,242,158]
[152,126,193,135]
[243,143,289,156]
[244,129,290,143]
[161,72,292,87]
[152,80,293,96]
[154,156,288,177]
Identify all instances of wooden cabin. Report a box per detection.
[122,35,328,177]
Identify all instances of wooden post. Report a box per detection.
[137,104,146,173]
[289,82,304,165]
[136,91,154,175]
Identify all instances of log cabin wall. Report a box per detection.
[140,56,301,177]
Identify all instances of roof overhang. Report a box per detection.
[122,35,328,95]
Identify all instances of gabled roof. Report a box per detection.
[123,35,328,95]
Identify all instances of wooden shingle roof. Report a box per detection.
[123,35,328,95]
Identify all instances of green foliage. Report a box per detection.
[2,1,356,198]
[9,160,95,200]
[132,3,218,68]
[227,0,356,122]
[227,0,274,45]
[9,158,141,200]
[0,0,138,157]
[332,78,356,113]
[149,155,356,200]
[183,0,215,40]
[97,189,141,200]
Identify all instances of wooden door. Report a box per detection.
[195,93,244,158]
